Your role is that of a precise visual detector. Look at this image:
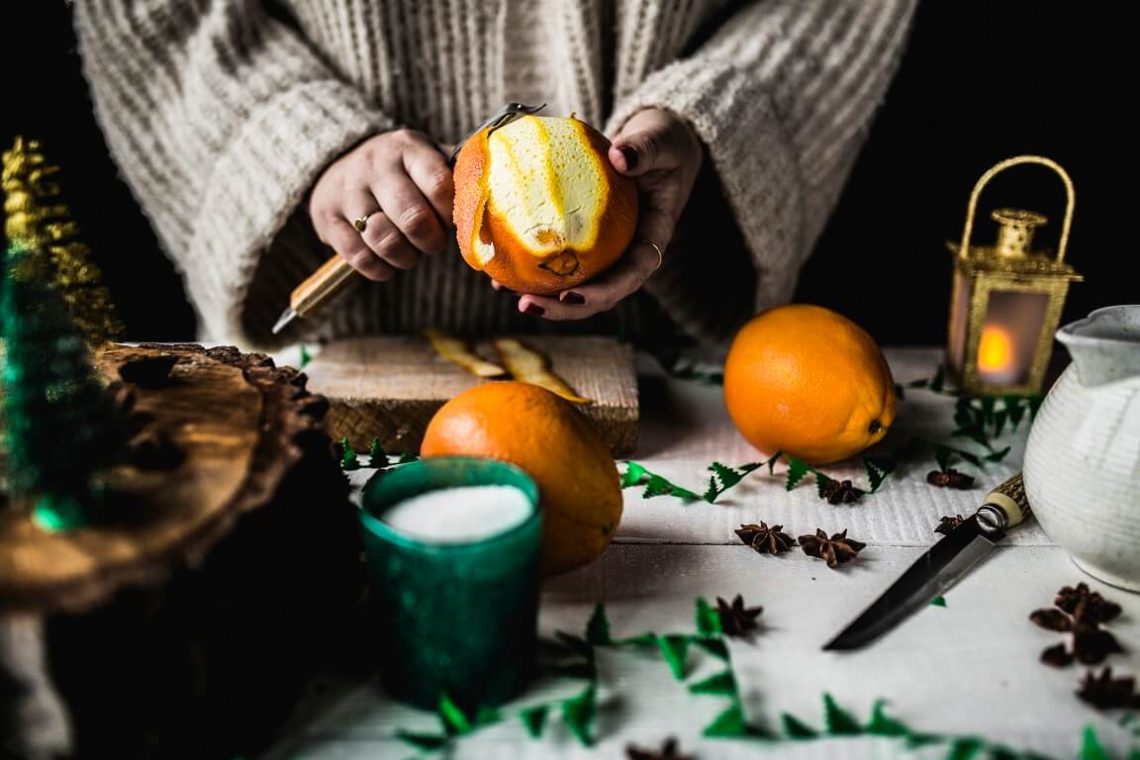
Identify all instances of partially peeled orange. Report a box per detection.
[452,114,637,294]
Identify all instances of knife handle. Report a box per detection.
[289,255,357,317]
[982,473,1031,528]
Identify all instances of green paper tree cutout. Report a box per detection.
[1,244,112,529]
[338,437,360,470]
[394,598,1120,756]
[519,705,548,738]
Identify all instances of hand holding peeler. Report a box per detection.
[271,102,546,336]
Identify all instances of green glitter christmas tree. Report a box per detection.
[1,243,112,530]
[2,137,123,346]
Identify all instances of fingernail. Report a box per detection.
[619,146,638,171]
[523,303,545,317]
[562,292,585,305]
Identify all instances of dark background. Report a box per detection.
[2,2,1137,344]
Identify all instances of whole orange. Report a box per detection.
[723,304,896,465]
[452,114,637,295]
[420,382,622,576]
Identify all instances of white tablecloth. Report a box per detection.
[267,348,1139,758]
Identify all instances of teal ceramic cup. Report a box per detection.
[359,456,542,710]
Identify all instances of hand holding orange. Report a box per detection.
[723,304,896,465]
[453,109,705,324]
[452,114,637,295]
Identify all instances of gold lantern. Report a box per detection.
[946,155,1082,395]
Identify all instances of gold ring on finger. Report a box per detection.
[353,211,375,233]
[640,238,664,271]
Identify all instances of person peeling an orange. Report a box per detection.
[75,2,916,349]
[311,106,700,322]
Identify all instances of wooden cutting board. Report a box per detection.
[303,335,638,456]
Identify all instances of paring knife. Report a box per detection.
[271,102,547,336]
[822,473,1029,651]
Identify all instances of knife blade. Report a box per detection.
[822,473,1030,652]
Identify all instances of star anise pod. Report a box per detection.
[1030,608,1073,632]
[926,469,975,489]
[1037,631,1124,667]
[1072,624,1124,665]
[1056,583,1122,625]
[1076,667,1140,710]
[798,529,866,568]
[934,514,966,536]
[716,594,763,637]
[735,522,797,554]
[626,738,694,760]
[1041,643,1073,667]
[820,479,864,504]
[1030,584,1124,667]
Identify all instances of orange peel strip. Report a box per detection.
[422,328,507,378]
[491,337,592,405]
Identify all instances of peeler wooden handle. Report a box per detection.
[290,255,356,316]
[272,254,357,333]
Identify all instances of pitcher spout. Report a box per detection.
[1056,305,1140,386]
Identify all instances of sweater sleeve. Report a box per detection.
[605,0,915,334]
[73,0,394,346]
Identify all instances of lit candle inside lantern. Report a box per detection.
[976,324,1019,384]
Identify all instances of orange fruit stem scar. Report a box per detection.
[452,114,637,295]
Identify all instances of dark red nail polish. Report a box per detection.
[524,303,545,317]
[619,146,638,171]
[563,292,585,305]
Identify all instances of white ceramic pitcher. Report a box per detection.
[1024,305,1140,591]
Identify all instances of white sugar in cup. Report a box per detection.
[381,484,534,544]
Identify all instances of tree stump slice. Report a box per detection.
[0,343,365,758]
[0,343,333,614]
[304,335,639,456]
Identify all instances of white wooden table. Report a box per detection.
[267,348,1140,758]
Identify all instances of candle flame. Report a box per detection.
[978,325,1015,373]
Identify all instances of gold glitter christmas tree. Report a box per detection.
[2,137,123,345]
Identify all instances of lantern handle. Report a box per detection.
[958,155,1075,264]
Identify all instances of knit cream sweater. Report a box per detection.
[73,0,915,349]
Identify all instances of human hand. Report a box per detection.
[509,108,702,319]
[308,129,454,280]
